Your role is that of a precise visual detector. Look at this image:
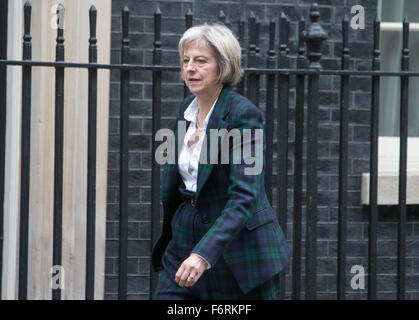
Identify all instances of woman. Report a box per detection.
[152,23,291,300]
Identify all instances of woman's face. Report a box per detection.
[182,41,222,97]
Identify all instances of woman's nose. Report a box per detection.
[185,61,196,72]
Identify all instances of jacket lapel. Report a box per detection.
[195,86,232,201]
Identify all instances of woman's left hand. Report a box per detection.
[175,254,207,287]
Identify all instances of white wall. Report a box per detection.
[2,0,23,301]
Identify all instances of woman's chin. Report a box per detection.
[187,87,202,95]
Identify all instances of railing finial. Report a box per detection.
[89,5,97,41]
[185,8,193,30]
[218,10,226,24]
[309,2,320,23]
[301,2,327,69]
[23,1,32,45]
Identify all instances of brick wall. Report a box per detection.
[106,0,419,300]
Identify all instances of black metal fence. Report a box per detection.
[0,1,418,300]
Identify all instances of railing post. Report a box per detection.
[292,16,306,301]
[302,2,327,300]
[236,17,245,95]
[184,9,193,98]
[247,12,259,104]
[86,4,98,300]
[277,12,290,301]
[150,6,162,300]
[397,16,410,301]
[118,6,130,300]
[369,16,381,301]
[52,3,65,301]
[255,20,260,70]
[18,1,32,300]
[337,14,350,300]
[265,19,276,204]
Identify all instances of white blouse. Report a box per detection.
[178,97,218,192]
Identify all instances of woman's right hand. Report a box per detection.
[175,254,208,287]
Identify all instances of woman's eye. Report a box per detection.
[197,59,206,63]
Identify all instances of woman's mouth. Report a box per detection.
[189,78,201,83]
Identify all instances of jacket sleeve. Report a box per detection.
[191,102,265,266]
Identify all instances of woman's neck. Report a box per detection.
[195,85,223,114]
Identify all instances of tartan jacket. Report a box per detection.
[152,85,291,294]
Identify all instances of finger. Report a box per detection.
[185,272,200,287]
[185,272,196,285]
[178,267,191,287]
[177,262,191,287]
[175,264,186,284]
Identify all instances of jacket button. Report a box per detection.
[201,215,210,224]
[190,198,196,206]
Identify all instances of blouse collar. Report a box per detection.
[183,97,218,129]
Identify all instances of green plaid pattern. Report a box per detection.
[152,86,291,295]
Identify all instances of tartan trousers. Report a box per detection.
[153,262,281,300]
[153,186,281,300]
